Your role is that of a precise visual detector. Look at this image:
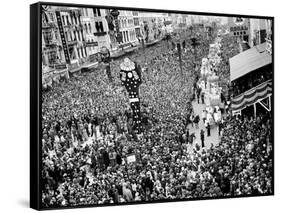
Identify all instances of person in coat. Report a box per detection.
[200,129,205,148]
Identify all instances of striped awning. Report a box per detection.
[231,80,272,111]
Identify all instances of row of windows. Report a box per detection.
[61,14,81,26]
[76,46,87,59]
[44,50,57,65]
[65,30,84,42]
[119,18,134,29]
[95,21,104,32]
[43,31,53,44]
[132,11,138,16]
[82,8,102,17]
[84,21,105,34]
[233,31,247,36]
[133,18,140,26]
[84,23,92,34]
[121,30,136,43]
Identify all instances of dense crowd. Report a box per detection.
[41,30,273,207]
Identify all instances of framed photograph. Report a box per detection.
[30,1,274,210]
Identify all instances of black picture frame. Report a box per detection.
[30,1,274,210]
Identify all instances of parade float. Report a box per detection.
[120,57,143,134]
[197,36,223,125]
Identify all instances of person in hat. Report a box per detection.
[207,122,211,137]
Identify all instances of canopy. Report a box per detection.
[230,42,272,81]
[231,80,272,112]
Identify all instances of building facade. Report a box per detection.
[228,17,250,42]
[248,18,272,48]
[42,6,69,85]
[138,12,169,42]
[57,7,88,69]
[118,10,138,48]
[81,8,111,57]
[42,6,65,69]
[133,11,141,39]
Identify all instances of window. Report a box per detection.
[48,12,55,22]
[72,15,76,25]
[47,50,57,65]
[61,15,65,25]
[93,8,101,17]
[65,31,68,41]
[126,31,129,42]
[43,31,53,44]
[134,18,139,26]
[122,31,126,42]
[69,46,76,60]
[81,30,84,41]
[84,47,87,57]
[80,47,84,58]
[88,23,91,33]
[84,23,88,33]
[66,16,70,25]
[72,30,76,41]
[260,29,267,43]
[95,21,104,32]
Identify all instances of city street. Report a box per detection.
[39,5,273,208]
[188,99,220,150]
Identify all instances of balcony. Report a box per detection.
[67,40,78,46]
[44,39,58,47]
[94,31,107,36]
[42,22,57,29]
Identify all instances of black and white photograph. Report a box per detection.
[35,2,273,209]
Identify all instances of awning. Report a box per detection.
[146,38,161,47]
[124,46,139,53]
[230,42,272,81]
[231,80,272,112]
[82,61,99,69]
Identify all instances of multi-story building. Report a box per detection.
[248,18,272,48]
[132,11,141,39]
[80,7,111,66]
[42,6,69,85]
[138,12,169,42]
[42,7,65,68]
[118,10,138,48]
[81,8,98,56]
[229,19,272,116]
[228,17,250,42]
[90,8,111,50]
[57,7,88,70]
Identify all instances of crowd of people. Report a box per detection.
[41,28,273,207]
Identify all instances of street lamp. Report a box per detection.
[100,46,112,82]
[190,37,200,75]
[110,9,122,43]
[173,33,183,77]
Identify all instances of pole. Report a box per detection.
[254,102,257,118]
[177,43,183,77]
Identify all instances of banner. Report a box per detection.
[55,11,71,64]
[127,155,136,164]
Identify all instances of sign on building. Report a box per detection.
[55,11,71,64]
